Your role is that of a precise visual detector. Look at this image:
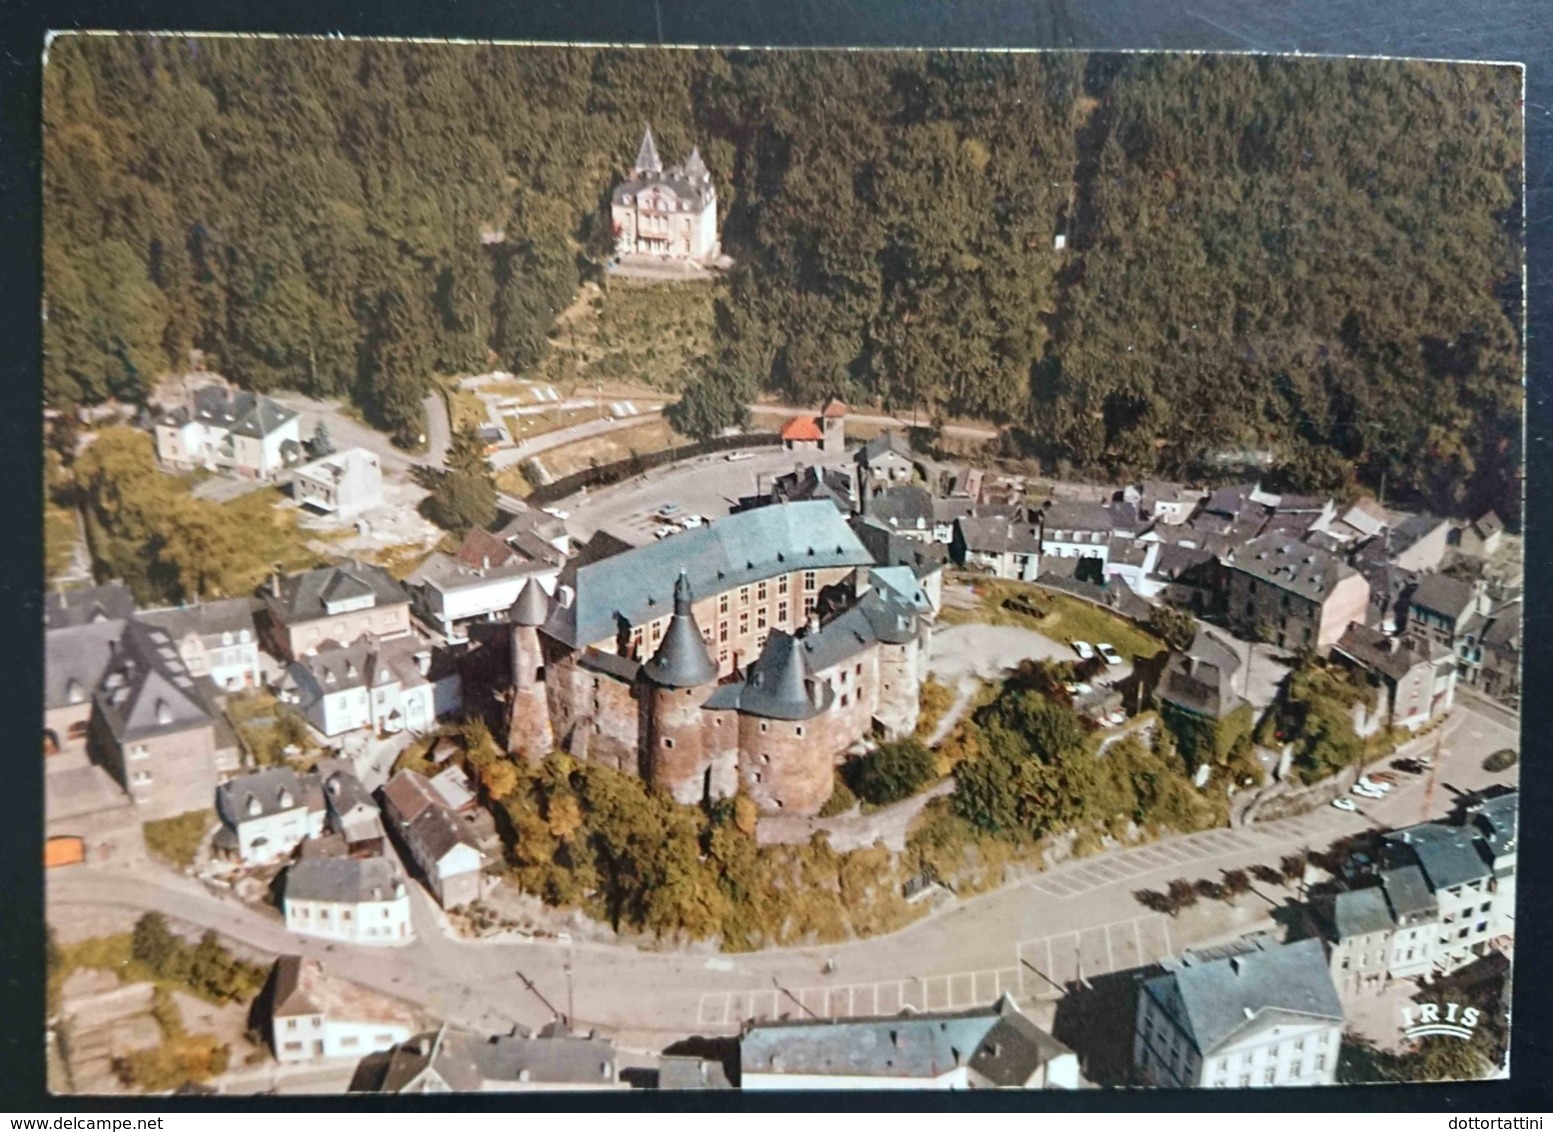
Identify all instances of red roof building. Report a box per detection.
[780,415,825,443]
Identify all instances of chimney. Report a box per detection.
[269,570,283,598]
[482,555,490,574]
[557,584,575,609]
[415,651,431,677]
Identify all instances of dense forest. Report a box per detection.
[43,38,1522,516]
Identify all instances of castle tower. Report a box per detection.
[634,126,662,176]
[641,572,720,805]
[734,632,835,816]
[819,397,847,455]
[507,577,554,762]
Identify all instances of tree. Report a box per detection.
[131,913,179,974]
[665,359,753,441]
[426,471,497,535]
[1219,869,1252,900]
[1165,878,1198,917]
[849,739,937,806]
[1149,604,1197,652]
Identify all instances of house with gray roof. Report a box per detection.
[324,769,386,857]
[1134,935,1344,1089]
[1156,627,1247,724]
[1331,623,1455,733]
[136,597,262,693]
[951,514,1041,581]
[291,447,383,516]
[1378,512,1452,573]
[215,767,327,866]
[1325,887,1400,997]
[1458,510,1506,558]
[379,769,484,909]
[357,1023,623,1093]
[45,617,128,762]
[44,582,135,631]
[770,463,855,513]
[283,856,412,946]
[741,994,1078,1090]
[154,382,301,480]
[262,560,412,660]
[610,127,719,264]
[1406,572,1486,658]
[1140,481,1205,526]
[93,620,237,820]
[862,484,934,539]
[279,633,460,739]
[1038,500,1118,566]
[1223,534,1370,655]
[855,431,916,486]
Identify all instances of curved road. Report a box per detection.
[49,698,1512,1042]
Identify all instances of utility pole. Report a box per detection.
[565,948,575,1031]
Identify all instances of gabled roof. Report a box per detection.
[1380,864,1437,920]
[380,769,443,826]
[1225,534,1360,603]
[405,800,482,867]
[772,464,854,512]
[1331,886,1396,939]
[1386,822,1492,891]
[634,126,661,174]
[284,856,404,906]
[45,618,127,711]
[266,561,408,625]
[455,528,522,572]
[1041,499,1117,534]
[44,582,135,631]
[956,515,1041,555]
[1158,628,1244,720]
[93,620,216,742]
[547,501,872,649]
[1471,510,1505,538]
[1142,936,1343,1057]
[1409,572,1477,624]
[820,398,849,419]
[779,415,824,442]
[1333,624,1443,683]
[375,1026,619,1092]
[271,955,420,1028]
[865,484,933,531]
[136,597,258,647]
[857,431,913,465]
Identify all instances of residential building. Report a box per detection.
[861,484,934,541]
[291,448,384,516]
[136,598,263,694]
[1477,600,1521,704]
[1038,500,1117,566]
[848,517,947,614]
[951,515,1041,581]
[855,432,915,486]
[279,634,460,738]
[1223,534,1370,655]
[741,995,1079,1090]
[1327,887,1400,997]
[92,620,237,821]
[1330,624,1456,733]
[214,767,327,866]
[1137,543,1218,610]
[1330,496,1389,543]
[1140,481,1204,526]
[657,1056,734,1090]
[282,856,413,946]
[356,1023,622,1093]
[1458,511,1505,558]
[512,500,928,816]
[1103,538,1159,592]
[611,127,719,263]
[1155,628,1248,726]
[771,463,855,512]
[1384,804,1513,973]
[1133,935,1344,1089]
[267,955,419,1064]
[323,769,387,857]
[45,618,127,760]
[154,383,301,480]
[44,582,135,631]
[1378,513,1453,573]
[261,561,412,661]
[379,770,484,910]
[404,536,560,643]
[1406,573,1483,655]
[1202,482,1276,524]
[778,398,847,455]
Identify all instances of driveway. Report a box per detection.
[927,623,1082,683]
[270,394,423,473]
[489,410,666,472]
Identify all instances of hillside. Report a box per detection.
[43,39,1522,518]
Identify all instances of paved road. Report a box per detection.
[49,697,1515,1043]
[748,403,1000,442]
[423,392,450,469]
[489,409,666,472]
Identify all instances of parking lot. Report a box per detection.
[697,963,1027,1027]
[1017,914,1176,1000]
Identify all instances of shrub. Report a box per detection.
[816,775,859,818]
[142,811,213,870]
[1484,748,1518,773]
[849,739,938,807]
[913,677,957,741]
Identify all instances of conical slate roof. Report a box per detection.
[509,577,551,627]
[634,127,662,175]
[703,630,832,721]
[683,146,708,180]
[642,573,717,688]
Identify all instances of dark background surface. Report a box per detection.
[1,0,1546,1112]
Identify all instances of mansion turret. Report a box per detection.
[504,500,934,817]
[610,127,720,264]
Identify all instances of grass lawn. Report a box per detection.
[45,503,77,579]
[942,578,1166,661]
[495,464,534,498]
[539,419,687,479]
[142,810,215,870]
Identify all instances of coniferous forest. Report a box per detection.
[43,38,1523,518]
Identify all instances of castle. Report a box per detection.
[505,500,934,816]
[610,127,720,263]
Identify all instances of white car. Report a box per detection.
[1332,797,1359,812]
[1357,775,1393,794]
[725,452,754,462]
[1072,641,1095,661]
[1097,643,1123,666]
[653,526,676,540]
[541,506,569,520]
[1352,783,1385,800]
[679,514,705,529]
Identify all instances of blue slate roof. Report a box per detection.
[1143,936,1343,1057]
[546,501,873,649]
[1332,887,1396,939]
[1386,822,1491,891]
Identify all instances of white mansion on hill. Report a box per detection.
[610,127,720,264]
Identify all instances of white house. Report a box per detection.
[380,770,484,909]
[1134,935,1344,1089]
[135,599,263,693]
[282,856,413,946]
[741,996,1079,1090]
[405,554,559,643]
[280,635,460,739]
[214,767,327,867]
[269,955,419,1064]
[154,383,301,480]
[611,128,719,263]
[291,447,384,516]
[1102,538,1159,593]
[1038,500,1116,565]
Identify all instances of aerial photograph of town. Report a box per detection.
[39,36,1522,1096]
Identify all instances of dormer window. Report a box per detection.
[222,631,234,646]
[278,789,293,809]
[155,700,172,726]
[66,679,83,705]
[247,795,262,817]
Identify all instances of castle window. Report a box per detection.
[778,575,789,595]
[739,612,749,636]
[740,586,750,606]
[803,597,816,616]
[719,648,729,664]
[760,722,769,733]
[651,622,663,643]
[841,694,850,707]
[719,594,729,615]
[796,726,804,737]
[804,571,818,592]
[855,663,862,677]
[663,738,674,749]
[757,581,768,602]
[757,608,767,631]
[719,621,729,643]
[777,601,788,624]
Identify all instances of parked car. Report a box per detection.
[1352,783,1386,800]
[653,526,676,540]
[1106,710,1128,727]
[658,502,682,517]
[1392,758,1424,774]
[725,451,754,462]
[1071,641,1095,661]
[1332,797,1359,812]
[1369,772,1398,785]
[1097,643,1123,666]
[680,514,705,529]
[541,506,569,520]
[1357,775,1392,794]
